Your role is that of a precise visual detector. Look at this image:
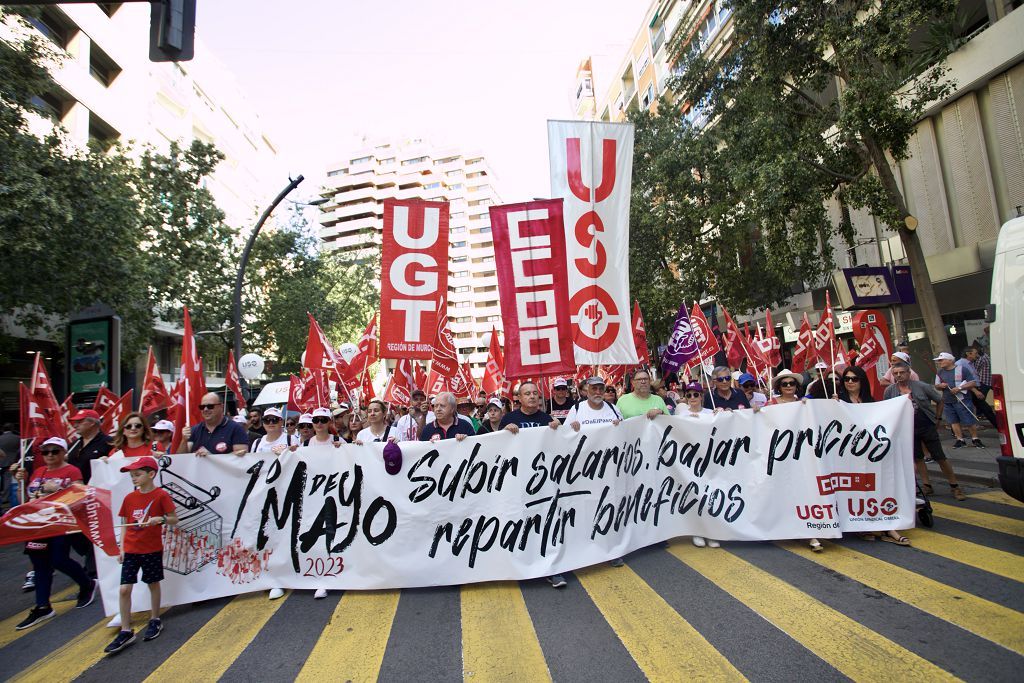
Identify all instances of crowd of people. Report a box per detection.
[1,343,997,652]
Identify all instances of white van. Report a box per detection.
[988,214,1024,502]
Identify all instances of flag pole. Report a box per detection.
[693,302,716,410]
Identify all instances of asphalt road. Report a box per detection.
[0,482,1021,682]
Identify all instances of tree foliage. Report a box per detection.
[631,0,958,348]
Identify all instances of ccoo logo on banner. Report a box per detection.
[548,120,638,365]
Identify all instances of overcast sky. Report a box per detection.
[197,1,649,203]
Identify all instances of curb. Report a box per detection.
[925,462,999,488]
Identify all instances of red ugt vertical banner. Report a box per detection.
[380,199,450,359]
[489,200,575,379]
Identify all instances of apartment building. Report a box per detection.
[580,0,1024,356]
[318,140,504,375]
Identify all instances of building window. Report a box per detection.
[453,271,469,278]
[379,157,395,165]
[88,112,119,149]
[487,315,500,322]
[425,182,441,189]
[641,84,654,109]
[455,301,471,308]
[454,286,471,293]
[456,317,472,324]
[401,156,428,166]
[478,226,491,234]
[452,256,467,264]
[651,23,667,54]
[452,241,467,248]
[636,52,650,79]
[30,92,67,122]
[447,183,463,191]
[351,155,372,165]
[89,45,121,87]
[451,226,466,234]
[28,8,73,49]
[327,169,345,177]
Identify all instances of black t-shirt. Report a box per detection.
[499,409,553,430]
[66,433,113,483]
[549,398,574,420]
[703,389,750,411]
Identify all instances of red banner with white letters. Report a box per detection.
[0,484,119,556]
[548,120,637,365]
[489,200,575,379]
[380,199,450,359]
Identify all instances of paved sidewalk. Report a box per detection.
[927,421,1001,488]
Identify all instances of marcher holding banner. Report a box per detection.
[11,437,97,630]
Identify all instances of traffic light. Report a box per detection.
[149,0,196,62]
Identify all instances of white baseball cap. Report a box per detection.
[152,420,175,433]
[262,407,282,419]
[232,414,248,423]
[298,413,313,425]
[41,436,68,451]
[891,352,911,363]
[311,407,332,419]
[932,352,955,362]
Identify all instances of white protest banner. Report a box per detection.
[91,398,914,614]
[548,120,637,365]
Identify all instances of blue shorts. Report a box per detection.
[121,551,164,585]
[943,399,978,426]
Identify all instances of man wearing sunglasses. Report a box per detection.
[736,372,767,409]
[703,366,751,411]
[66,409,112,483]
[179,393,249,456]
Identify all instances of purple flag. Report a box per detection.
[661,303,699,373]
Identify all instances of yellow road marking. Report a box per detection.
[10,607,168,683]
[931,502,1024,537]
[296,590,400,683]
[905,528,1024,582]
[145,592,287,683]
[576,564,745,682]
[460,582,551,682]
[0,587,77,649]
[668,542,959,682]
[969,490,1024,508]
[781,541,1024,654]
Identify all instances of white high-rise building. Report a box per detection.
[318,139,503,373]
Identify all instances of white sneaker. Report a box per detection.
[313,588,328,599]
[692,536,707,548]
[707,539,720,548]
[268,588,284,600]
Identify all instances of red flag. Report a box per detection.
[304,313,349,386]
[100,390,133,436]
[792,313,816,373]
[360,370,376,403]
[721,306,746,370]
[383,358,416,406]
[631,302,650,365]
[20,383,52,449]
[814,293,849,368]
[224,351,247,410]
[855,333,885,371]
[92,386,118,414]
[451,368,474,403]
[59,394,78,444]
[689,303,721,360]
[764,310,783,368]
[426,368,451,396]
[482,327,505,395]
[167,377,186,453]
[288,371,329,413]
[0,484,119,556]
[600,364,628,387]
[181,307,205,428]
[429,297,458,378]
[461,362,479,395]
[29,354,64,440]
[414,363,428,394]
[747,323,771,376]
[345,313,379,382]
[139,348,171,416]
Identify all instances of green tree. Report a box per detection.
[641,0,958,354]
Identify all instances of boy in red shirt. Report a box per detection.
[104,457,177,655]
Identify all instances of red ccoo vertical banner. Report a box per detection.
[380,199,450,359]
[548,120,637,366]
[489,200,576,379]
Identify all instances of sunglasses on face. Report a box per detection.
[200,403,220,410]
[124,423,144,430]
[779,381,798,388]
[843,376,859,383]
[262,417,281,424]
[298,423,313,429]
[312,417,331,424]
[40,449,62,456]
[685,392,702,398]
[286,422,296,427]
[714,377,731,383]
[741,382,757,389]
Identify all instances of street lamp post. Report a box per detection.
[232,175,305,369]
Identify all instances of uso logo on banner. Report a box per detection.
[380,199,450,359]
[489,200,575,379]
[548,120,638,365]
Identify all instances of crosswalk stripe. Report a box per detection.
[0,587,77,649]
[9,607,168,683]
[144,592,287,683]
[295,590,400,682]
[461,581,551,682]
[905,528,1024,582]
[969,490,1024,508]
[780,541,1024,655]
[576,564,746,682]
[931,501,1024,537]
[668,541,960,681]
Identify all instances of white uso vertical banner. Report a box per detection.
[548,120,638,365]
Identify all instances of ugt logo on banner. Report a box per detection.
[547,120,638,365]
[380,199,450,359]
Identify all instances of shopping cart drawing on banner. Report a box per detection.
[156,455,223,576]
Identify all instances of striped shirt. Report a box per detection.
[971,352,992,385]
